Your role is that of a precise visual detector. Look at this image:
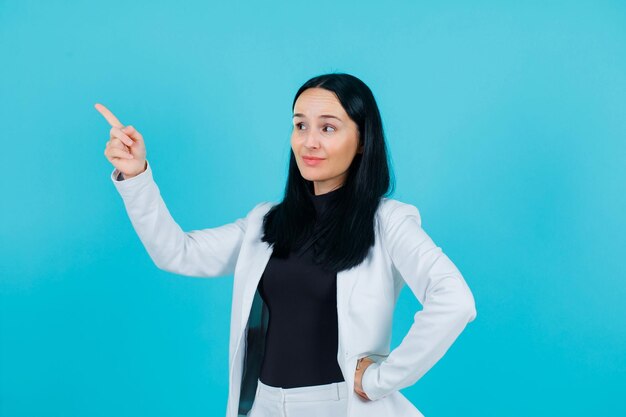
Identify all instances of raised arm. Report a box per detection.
[111,159,251,277]
[361,203,477,401]
[96,102,252,278]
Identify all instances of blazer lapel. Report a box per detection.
[238,238,274,339]
[336,265,361,360]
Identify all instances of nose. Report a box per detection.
[303,130,320,149]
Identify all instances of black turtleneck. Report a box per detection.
[257,185,346,388]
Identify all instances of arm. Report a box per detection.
[111,159,251,277]
[361,203,477,401]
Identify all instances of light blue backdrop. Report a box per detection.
[1,1,624,416]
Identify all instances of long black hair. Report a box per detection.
[260,73,395,273]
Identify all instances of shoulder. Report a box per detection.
[248,201,278,218]
[377,197,422,227]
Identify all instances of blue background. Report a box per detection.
[1,1,625,416]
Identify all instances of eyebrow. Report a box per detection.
[292,113,343,122]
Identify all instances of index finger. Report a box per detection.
[94,103,124,128]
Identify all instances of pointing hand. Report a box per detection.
[95,103,147,179]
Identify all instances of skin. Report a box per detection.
[95,103,147,179]
[291,88,364,196]
[354,356,375,401]
[96,98,374,400]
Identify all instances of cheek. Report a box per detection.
[333,139,358,163]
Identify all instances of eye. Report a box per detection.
[323,125,336,133]
[295,122,306,130]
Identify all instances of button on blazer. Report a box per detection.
[111,160,477,417]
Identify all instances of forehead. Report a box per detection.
[294,88,345,115]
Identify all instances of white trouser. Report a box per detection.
[246,378,349,417]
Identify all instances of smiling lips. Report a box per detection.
[302,156,325,166]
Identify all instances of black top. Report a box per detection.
[257,185,346,388]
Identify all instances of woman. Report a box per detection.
[97,73,477,417]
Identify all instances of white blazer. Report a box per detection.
[111,160,477,417]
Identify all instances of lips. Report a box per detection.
[302,156,325,166]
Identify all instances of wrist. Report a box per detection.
[124,160,147,179]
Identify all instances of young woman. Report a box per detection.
[97,73,477,417]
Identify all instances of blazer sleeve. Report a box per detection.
[110,159,253,278]
[361,203,477,401]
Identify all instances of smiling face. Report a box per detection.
[291,88,364,196]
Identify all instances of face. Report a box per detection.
[291,87,364,195]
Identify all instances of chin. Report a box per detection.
[299,167,323,179]
[300,173,327,182]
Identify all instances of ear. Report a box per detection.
[357,143,364,154]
